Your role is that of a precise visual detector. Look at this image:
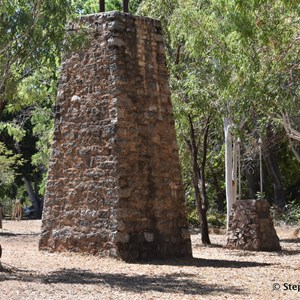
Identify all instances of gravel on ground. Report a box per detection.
[0,220,299,300]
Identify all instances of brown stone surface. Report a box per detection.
[39,12,192,261]
[226,200,281,251]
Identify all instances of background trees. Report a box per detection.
[140,0,300,233]
[1,0,299,229]
[0,0,74,216]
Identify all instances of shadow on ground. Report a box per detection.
[280,238,300,243]
[0,265,245,297]
[278,248,300,256]
[0,232,39,238]
[0,256,271,296]
[135,257,272,268]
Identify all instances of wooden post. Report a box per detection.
[99,0,105,12]
[123,0,129,13]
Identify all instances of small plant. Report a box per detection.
[207,211,226,228]
[271,201,300,226]
[283,201,300,226]
[188,209,200,227]
[188,208,226,228]
[255,192,265,200]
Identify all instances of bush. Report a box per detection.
[271,201,300,226]
[283,201,300,226]
[207,212,226,228]
[188,209,200,226]
[188,209,226,228]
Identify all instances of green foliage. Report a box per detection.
[129,0,143,13]
[0,0,75,102]
[283,201,300,226]
[0,122,26,142]
[188,209,200,226]
[271,201,300,226]
[188,208,226,228]
[31,107,54,194]
[74,0,100,13]
[138,0,177,25]
[4,67,57,114]
[0,1,74,203]
[0,142,23,186]
[31,107,54,167]
[256,192,266,200]
[140,0,300,225]
[74,0,143,14]
[0,0,299,221]
[207,213,226,228]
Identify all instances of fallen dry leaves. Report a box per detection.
[0,220,299,300]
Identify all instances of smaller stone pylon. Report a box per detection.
[227,200,281,251]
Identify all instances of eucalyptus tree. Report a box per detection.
[139,0,224,243]
[0,0,76,215]
[0,1,75,106]
[140,0,300,232]
[217,0,300,208]
[172,0,300,209]
[0,142,23,187]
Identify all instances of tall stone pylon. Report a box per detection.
[39,12,192,261]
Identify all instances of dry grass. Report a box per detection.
[0,220,299,300]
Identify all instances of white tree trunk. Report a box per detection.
[224,118,238,231]
[224,118,233,230]
[232,139,237,206]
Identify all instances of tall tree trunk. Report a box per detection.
[33,174,40,201]
[23,177,42,218]
[232,140,238,203]
[210,167,225,212]
[224,118,237,230]
[186,115,211,245]
[198,118,211,245]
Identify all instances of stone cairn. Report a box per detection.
[227,200,281,251]
[39,12,192,261]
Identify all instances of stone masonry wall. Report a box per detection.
[39,12,192,261]
[227,200,281,251]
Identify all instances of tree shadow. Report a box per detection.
[280,238,300,243]
[278,249,300,256]
[0,232,39,237]
[134,257,272,268]
[193,243,224,249]
[0,265,245,297]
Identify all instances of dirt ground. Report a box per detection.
[0,220,299,300]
